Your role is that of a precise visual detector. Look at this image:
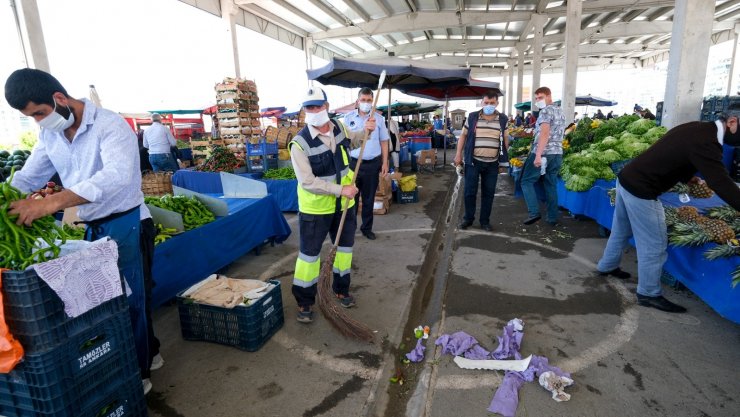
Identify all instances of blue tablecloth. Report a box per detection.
[171,170,298,212]
[151,194,291,307]
[556,177,740,323]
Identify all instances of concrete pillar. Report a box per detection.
[530,14,546,106]
[508,59,515,116]
[16,0,50,72]
[220,0,241,78]
[727,24,740,96]
[662,0,716,128]
[561,0,582,124]
[516,45,525,104]
[305,36,314,87]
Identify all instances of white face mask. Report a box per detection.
[305,109,330,127]
[535,99,547,110]
[358,102,372,113]
[38,99,75,132]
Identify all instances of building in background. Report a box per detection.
[0,100,37,148]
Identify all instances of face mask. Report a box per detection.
[535,100,547,110]
[482,104,496,115]
[38,99,75,132]
[358,102,372,113]
[305,109,330,127]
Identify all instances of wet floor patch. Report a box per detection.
[623,362,645,391]
[445,273,623,318]
[147,392,186,417]
[302,375,365,417]
[257,382,284,400]
[456,234,567,260]
[335,351,381,368]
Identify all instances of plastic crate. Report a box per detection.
[177,280,284,352]
[396,189,419,204]
[247,140,278,156]
[1,269,128,352]
[0,311,140,415]
[0,372,146,417]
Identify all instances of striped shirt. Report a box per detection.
[464,113,502,162]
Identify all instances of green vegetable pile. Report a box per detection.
[154,224,178,245]
[195,146,244,173]
[1,169,81,270]
[262,167,296,180]
[561,115,666,192]
[144,194,216,230]
[508,138,532,158]
[176,140,191,150]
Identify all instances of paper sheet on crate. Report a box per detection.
[183,274,273,308]
[32,239,123,318]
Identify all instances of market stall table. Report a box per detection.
[172,170,298,212]
[151,194,291,307]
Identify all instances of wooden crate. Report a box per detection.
[190,140,210,148]
[265,126,279,143]
[277,129,292,149]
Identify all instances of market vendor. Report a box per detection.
[344,87,390,240]
[4,68,159,394]
[597,107,740,313]
[289,87,362,323]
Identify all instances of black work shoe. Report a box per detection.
[336,294,356,308]
[362,230,376,240]
[636,294,687,313]
[296,306,314,323]
[459,220,473,230]
[481,224,493,232]
[598,267,632,279]
[523,215,541,225]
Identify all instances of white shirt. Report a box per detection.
[344,110,390,160]
[143,121,177,154]
[12,99,150,222]
[715,119,724,145]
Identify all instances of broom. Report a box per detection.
[317,71,387,343]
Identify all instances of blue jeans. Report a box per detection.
[149,153,178,172]
[597,181,667,297]
[463,159,499,226]
[520,153,562,222]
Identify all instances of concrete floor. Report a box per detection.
[147,151,740,417]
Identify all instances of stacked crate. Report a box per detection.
[0,269,146,416]
[215,77,262,164]
[190,137,224,166]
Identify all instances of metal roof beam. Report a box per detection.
[716,0,740,15]
[647,7,672,21]
[621,9,646,22]
[272,0,327,31]
[372,0,391,17]
[344,0,370,23]
[306,0,347,25]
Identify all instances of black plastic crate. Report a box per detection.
[0,311,140,414]
[177,280,284,351]
[0,372,146,417]
[701,98,714,112]
[396,189,419,204]
[1,269,128,352]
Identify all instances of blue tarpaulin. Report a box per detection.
[152,194,291,307]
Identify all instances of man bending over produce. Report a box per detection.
[4,68,161,394]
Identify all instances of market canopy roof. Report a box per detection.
[181,1,740,77]
[148,109,205,115]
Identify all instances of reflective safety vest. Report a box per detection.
[289,121,355,215]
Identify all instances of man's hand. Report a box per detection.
[381,161,389,176]
[454,154,462,166]
[533,154,542,168]
[8,198,57,226]
[365,117,376,133]
[341,185,359,199]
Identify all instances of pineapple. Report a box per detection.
[706,205,740,222]
[676,206,701,223]
[670,183,690,195]
[669,222,712,246]
[664,207,679,226]
[688,182,714,198]
[698,218,736,244]
[704,243,740,260]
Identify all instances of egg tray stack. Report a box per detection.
[215,77,262,162]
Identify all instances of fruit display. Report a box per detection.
[401,128,432,138]
[262,167,296,180]
[665,205,740,287]
[26,181,63,200]
[671,181,715,199]
[560,115,666,191]
[144,194,216,230]
[195,146,244,173]
[0,150,31,177]
[508,126,534,139]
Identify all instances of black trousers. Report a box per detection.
[140,218,160,378]
[351,156,382,233]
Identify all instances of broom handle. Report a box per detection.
[331,89,384,248]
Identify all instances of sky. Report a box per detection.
[0,0,736,127]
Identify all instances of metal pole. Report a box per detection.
[443,96,449,168]
[10,0,29,67]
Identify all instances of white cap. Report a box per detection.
[302,87,327,107]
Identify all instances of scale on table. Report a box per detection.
[219,172,268,199]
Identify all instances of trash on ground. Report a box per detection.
[453,355,532,372]
[538,371,574,402]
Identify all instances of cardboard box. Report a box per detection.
[418,149,437,166]
[372,195,390,215]
[376,174,392,197]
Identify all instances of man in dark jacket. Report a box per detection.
[454,90,509,231]
[597,110,740,313]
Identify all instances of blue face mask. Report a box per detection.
[482,104,496,115]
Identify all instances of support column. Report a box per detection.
[662,0,715,128]
[516,44,525,105]
[16,0,50,71]
[507,59,515,116]
[727,24,740,96]
[501,76,507,114]
[561,0,582,124]
[220,0,241,78]
[530,14,546,106]
[305,36,314,87]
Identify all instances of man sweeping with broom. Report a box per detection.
[289,87,374,323]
